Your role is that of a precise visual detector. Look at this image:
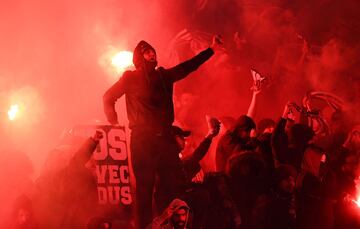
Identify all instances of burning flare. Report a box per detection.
[111,51,134,74]
[8,104,19,121]
[352,176,360,208]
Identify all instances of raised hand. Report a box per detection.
[250,68,266,95]
[206,115,221,139]
[92,130,104,142]
[282,102,297,120]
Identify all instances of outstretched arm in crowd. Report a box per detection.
[60,130,104,221]
[246,82,262,119]
[182,116,221,180]
[164,35,223,82]
[68,131,103,171]
[146,206,174,229]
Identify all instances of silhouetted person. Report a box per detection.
[253,164,297,229]
[215,115,257,171]
[272,102,316,171]
[33,131,105,229]
[103,36,223,229]
[154,118,220,211]
[154,118,220,229]
[326,127,360,228]
[7,195,38,229]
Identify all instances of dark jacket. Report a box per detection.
[103,46,214,130]
[182,137,212,182]
[216,131,258,171]
[147,199,190,229]
[252,192,296,229]
[203,172,242,229]
[33,138,99,229]
[272,118,307,171]
[154,137,213,213]
[59,138,99,229]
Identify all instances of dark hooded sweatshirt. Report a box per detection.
[147,198,190,229]
[103,41,214,131]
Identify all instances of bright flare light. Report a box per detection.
[111,51,134,73]
[352,197,360,208]
[8,104,20,121]
[353,176,360,208]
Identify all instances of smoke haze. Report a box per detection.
[0,0,359,224]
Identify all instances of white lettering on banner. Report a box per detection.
[108,128,127,160]
[109,165,120,184]
[96,165,107,184]
[108,186,121,204]
[97,187,108,204]
[119,165,130,184]
[92,128,127,161]
[97,186,132,205]
[74,125,132,205]
[121,186,132,205]
[95,165,130,185]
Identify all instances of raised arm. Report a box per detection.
[103,72,129,125]
[272,118,289,165]
[247,69,265,118]
[146,205,174,229]
[165,35,223,82]
[271,102,294,165]
[183,117,221,178]
[215,134,230,172]
[68,131,103,170]
[246,88,261,119]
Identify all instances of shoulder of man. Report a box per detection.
[156,66,166,75]
[122,70,136,77]
[117,70,143,83]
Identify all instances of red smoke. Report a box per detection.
[0,0,360,225]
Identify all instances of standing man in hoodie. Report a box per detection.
[103,35,223,228]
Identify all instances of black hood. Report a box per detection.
[133,40,157,69]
